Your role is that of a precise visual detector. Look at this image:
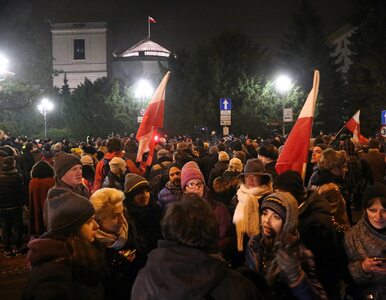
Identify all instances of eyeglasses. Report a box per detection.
[186,182,204,189]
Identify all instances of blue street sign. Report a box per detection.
[382,110,386,125]
[220,98,232,110]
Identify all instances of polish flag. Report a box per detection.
[276,70,320,177]
[148,16,156,23]
[344,110,368,144]
[136,72,170,165]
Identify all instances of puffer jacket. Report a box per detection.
[0,166,24,209]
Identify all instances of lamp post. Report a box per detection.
[134,79,153,108]
[275,75,292,136]
[37,98,54,139]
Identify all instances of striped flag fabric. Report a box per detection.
[136,71,170,165]
[276,70,320,177]
[344,110,368,144]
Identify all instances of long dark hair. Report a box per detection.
[63,233,106,284]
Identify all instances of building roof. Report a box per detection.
[118,37,171,58]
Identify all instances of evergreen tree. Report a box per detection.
[278,0,345,133]
[346,0,386,135]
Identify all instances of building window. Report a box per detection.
[74,39,85,60]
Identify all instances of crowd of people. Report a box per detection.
[0,132,385,299]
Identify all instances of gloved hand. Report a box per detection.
[276,248,304,287]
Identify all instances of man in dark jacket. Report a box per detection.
[131,195,261,300]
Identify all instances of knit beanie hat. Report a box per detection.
[45,188,95,236]
[275,170,305,203]
[124,174,149,194]
[181,161,205,189]
[261,191,298,234]
[218,151,230,162]
[80,155,94,167]
[109,157,126,174]
[362,183,386,208]
[228,157,243,173]
[54,152,81,179]
[71,147,83,157]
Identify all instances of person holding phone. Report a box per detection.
[90,188,146,300]
[344,183,386,298]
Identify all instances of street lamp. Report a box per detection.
[275,75,292,135]
[37,98,54,139]
[134,79,153,107]
[0,54,14,81]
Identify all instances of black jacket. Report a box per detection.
[0,167,24,209]
[131,240,261,300]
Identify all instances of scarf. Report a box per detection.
[95,217,129,250]
[233,183,273,251]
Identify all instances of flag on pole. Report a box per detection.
[344,110,368,144]
[136,71,170,165]
[276,70,320,177]
[148,16,156,23]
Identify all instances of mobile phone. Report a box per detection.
[123,249,136,257]
[373,257,386,262]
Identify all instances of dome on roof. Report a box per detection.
[118,37,171,58]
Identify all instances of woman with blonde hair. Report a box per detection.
[90,187,145,299]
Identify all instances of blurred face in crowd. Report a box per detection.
[184,179,204,197]
[261,208,283,238]
[80,216,99,242]
[133,188,151,207]
[311,146,323,164]
[245,174,262,189]
[99,202,125,234]
[61,164,83,187]
[366,199,386,230]
[169,167,181,186]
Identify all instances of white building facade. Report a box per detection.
[51,22,107,89]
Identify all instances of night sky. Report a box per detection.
[1,0,353,53]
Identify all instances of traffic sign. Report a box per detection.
[137,116,143,123]
[220,120,231,126]
[220,110,231,116]
[220,98,232,110]
[381,125,386,138]
[223,126,229,136]
[283,108,293,122]
[220,115,231,121]
[382,110,386,124]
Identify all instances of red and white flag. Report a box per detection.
[148,16,156,23]
[344,110,368,144]
[136,71,170,165]
[276,70,320,177]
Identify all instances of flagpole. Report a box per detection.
[148,17,150,38]
[328,124,346,145]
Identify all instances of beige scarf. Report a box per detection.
[95,218,129,250]
[233,183,273,251]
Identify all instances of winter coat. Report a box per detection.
[51,178,90,199]
[309,168,350,232]
[131,240,261,300]
[157,181,182,210]
[246,234,327,300]
[197,153,219,183]
[212,170,240,206]
[28,177,55,236]
[0,167,24,210]
[298,190,344,298]
[362,149,386,183]
[344,219,386,298]
[94,151,123,191]
[22,235,104,300]
[125,199,163,254]
[20,150,36,182]
[208,160,229,188]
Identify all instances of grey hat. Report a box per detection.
[241,158,272,180]
[54,152,81,179]
[45,188,95,236]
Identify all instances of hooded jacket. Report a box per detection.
[131,240,261,300]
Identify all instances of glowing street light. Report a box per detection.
[0,54,14,81]
[275,75,293,135]
[134,79,153,105]
[37,98,54,139]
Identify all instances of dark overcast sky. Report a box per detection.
[2,0,353,52]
